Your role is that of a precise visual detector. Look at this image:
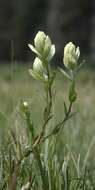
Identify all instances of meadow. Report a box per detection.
[0,63,95,189]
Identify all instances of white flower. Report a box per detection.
[63,42,80,70]
[28,31,55,61]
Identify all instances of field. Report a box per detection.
[0,64,95,189]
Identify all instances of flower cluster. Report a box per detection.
[28,31,55,81]
[63,42,80,70]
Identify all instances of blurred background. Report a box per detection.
[0,0,95,170]
[0,0,95,65]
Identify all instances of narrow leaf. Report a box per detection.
[64,102,67,116]
[59,68,72,80]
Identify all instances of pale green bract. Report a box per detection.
[29,57,48,81]
[34,31,46,55]
[28,31,55,61]
[33,57,44,75]
[63,42,80,70]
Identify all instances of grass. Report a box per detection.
[0,63,95,189]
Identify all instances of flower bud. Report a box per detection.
[23,102,28,107]
[21,101,29,114]
[63,42,80,70]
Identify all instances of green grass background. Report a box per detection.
[0,64,95,168]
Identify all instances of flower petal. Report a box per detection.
[47,44,55,61]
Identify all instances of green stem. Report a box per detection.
[26,114,47,189]
[44,62,53,163]
[25,111,35,144]
[42,102,73,142]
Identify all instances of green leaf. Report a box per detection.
[59,68,72,80]
[77,60,85,72]
[64,102,67,116]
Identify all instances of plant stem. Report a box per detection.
[44,63,52,164]
[42,102,73,142]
